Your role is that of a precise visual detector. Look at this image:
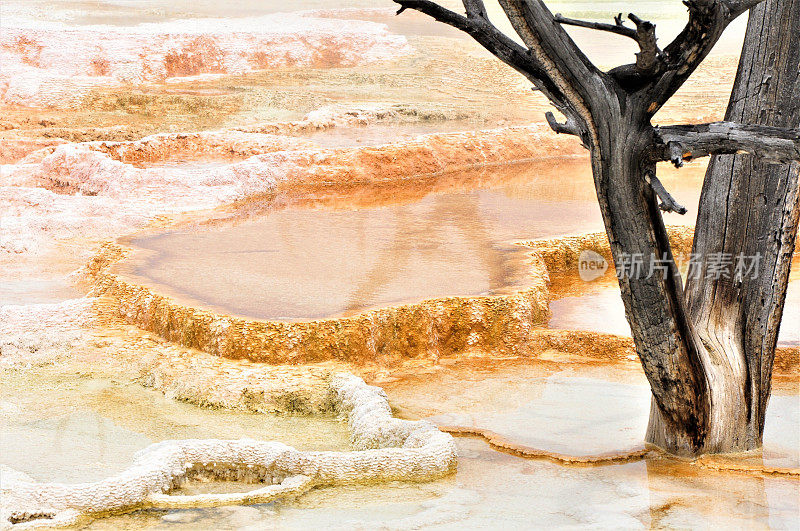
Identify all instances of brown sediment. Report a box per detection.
[24,124,586,198]
[0,102,473,164]
[440,425,800,478]
[772,343,800,380]
[233,103,474,136]
[10,129,310,166]
[693,457,800,477]
[84,131,313,165]
[0,136,68,163]
[86,217,799,378]
[524,329,637,362]
[87,240,550,364]
[439,425,654,465]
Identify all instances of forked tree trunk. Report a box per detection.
[397,0,800,456]
[586,0,799,456]
[675,0,800,453]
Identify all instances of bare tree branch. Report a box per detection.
[395,0,792,458]
[644,0,766,115]
[496,0,608,99]
[395,0,607,148]
[654,122,800,165]
[555,12,662,74]
[544,111,591,149]
[554,12,637,39]
[627,13,661,73]
[644,170,688,214]
[393,0,569,109]
[724,0,770,18]
[462,0,487,18]
[668,141,686,167]
[544,111,579,135]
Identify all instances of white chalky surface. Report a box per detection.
[0,12,411,108]
[0,373,457,529]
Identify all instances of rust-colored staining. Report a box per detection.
[9,35,44,67]
[86,131,311,165]
[248,51,274,70]
[440,425,654,465]
[164,36,226,77]
[442,424,800,476]
[89,56,111,77]
[694,455,800,478]
[773,344,800,382]
[310,41,348,68]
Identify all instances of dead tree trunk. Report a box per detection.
[395,0,800,455]
[669,0,800,453]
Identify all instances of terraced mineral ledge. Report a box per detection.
[123,159,698,322]
[87,155,704,363]
[0,12,411,109]
[1,2,797,529]
[1,374,457,528]
[3,121,798,530]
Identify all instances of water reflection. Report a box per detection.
[128,160,705,321]
[5,359,796,529]
[387,361,798,464]
[341,193,513,315]
[0,369,350,483]
[548,259,800,346]
[87,431,800,530]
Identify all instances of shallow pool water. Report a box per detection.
[127,160,704,321]
[383,360,799,465]
[71,364,799,530]
[0,367,350,483]
[85,442,800,529]
[548,263,800,345]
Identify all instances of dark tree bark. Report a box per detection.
[394,0,800,455]
[669,0,800,453]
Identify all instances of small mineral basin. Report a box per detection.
[125,160,703,321]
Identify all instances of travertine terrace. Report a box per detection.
[0,13,410,108]
[1,2,797,529]
[1,374,457,528]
